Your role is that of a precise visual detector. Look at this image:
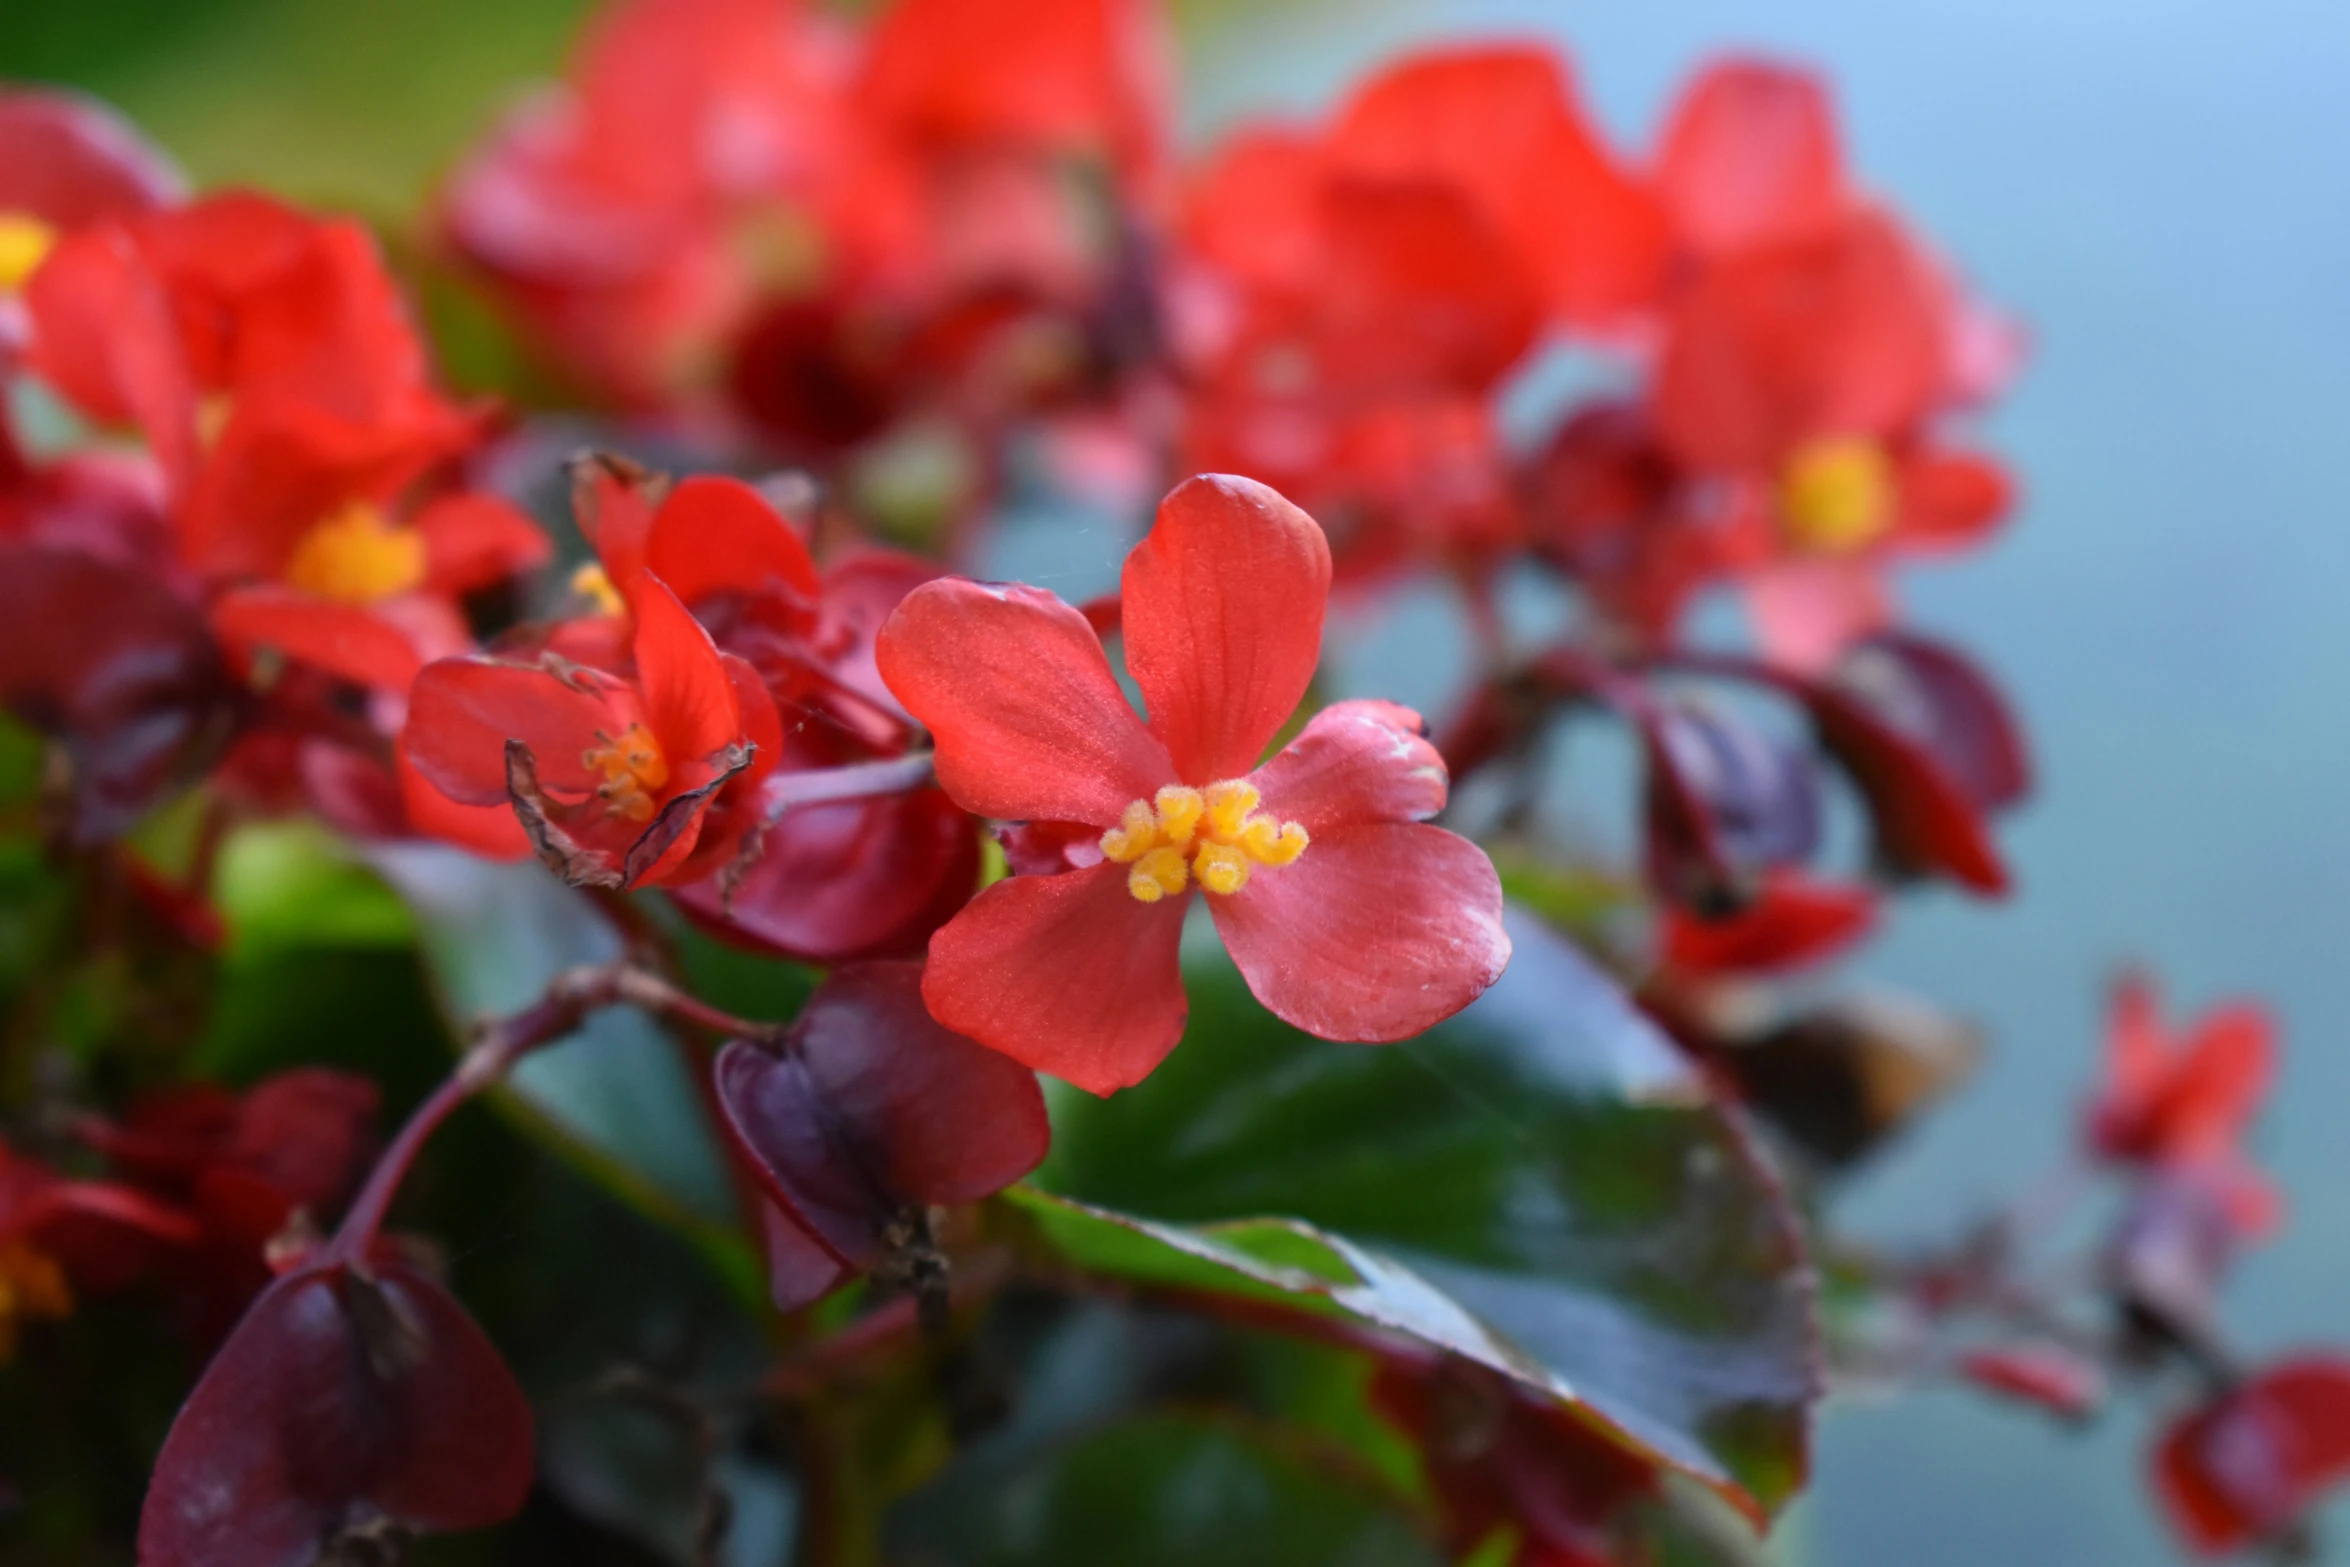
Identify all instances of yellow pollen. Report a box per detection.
[571,562,627,617]
[1099,778,1309,903]
[283,502,428,604]
[1778,437,1896,554]
[0,214,56,293]
[582,722,670,823]
[0,1240,71,1363]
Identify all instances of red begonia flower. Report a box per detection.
[2153,1357,2350,1556]
[1326,44,1666,327]
[713,960,1047,1308]
[403,573,764,889]
[880,474,1509,1093]
[0,1139,202,1359]
[138,1254,534,1567]
[2085,973,2280,1240]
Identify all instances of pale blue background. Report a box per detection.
[1180,3,2350,1562]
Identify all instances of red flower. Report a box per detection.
[879,473,1509,1093]
[2086,972,2280,1236]
[548,457,976,956]
[0,1138,201,1360]
[403,569,766,889]
[2153,1357,2350,1556]
[1644,60,2015,669]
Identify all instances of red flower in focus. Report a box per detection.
[1372,1354,1660,1567]
[547,457,977,958]
[2086,971,2280,1236]
[2154,1357,2350,1556]
[403,569,766,889]
[1646,60,2015,670]
[880,473,1509,1093]
[714,960,1047,1309]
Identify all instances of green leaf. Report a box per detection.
[1018,908,1818,1521]
[890,1410,1441,1567]
[213,820,415,956]
[366,846,750,1269]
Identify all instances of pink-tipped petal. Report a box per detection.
[921,861,1188,1096]
[1122,474,1331,783]
[1211,821,1508,1043]
[879,577,1172,825]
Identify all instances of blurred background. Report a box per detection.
[9,0,2348,1561]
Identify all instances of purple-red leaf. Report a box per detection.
[138,1257,533,1567]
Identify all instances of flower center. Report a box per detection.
[0,214,56,293]
[1100,779,1308,903]
[583,722,670,822]
[0,1239,71,1363]
[1778,437,1894,554]
[571,562,627,616]
[284,502,428,604]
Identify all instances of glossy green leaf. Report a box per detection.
[1019,908,1818,1519]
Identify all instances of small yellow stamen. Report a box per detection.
[284,502,428,604]
[1099,776,1310,903]
[1128,845,1189,903]
[571,562,627,617]
[582,722,670,823]
[0,214,57,293]
[1779,436,1895,554]
[0,1240,71,1363]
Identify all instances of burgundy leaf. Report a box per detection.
[0,543,241,843]
[1643,697,1821,909]
[713,961,1048,1302]
[138,1258,533,1567]
[1831,632,2030,812]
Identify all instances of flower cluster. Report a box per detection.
[0,6,2330,1566]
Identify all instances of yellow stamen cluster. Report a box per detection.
[583,722,670,822]
[571,562,627,616]
[1778,436,1895,554]
[0,1240,71,1363]
[0,213,57,293]
[284,502,428,604]
[1100,779,1308,904]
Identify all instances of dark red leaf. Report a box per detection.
[138,1258,533,1566]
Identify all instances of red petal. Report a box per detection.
[1745,555,1893,675]
[2153,1004,2277,1159]
[879,576,1171,825]
[403,655,631,806]
[1210,822,1508,1043]
[1662,871,1877,975]
[1122,474,1330,783]
[921,861,1188,1095]
[1327,45,1666,324]
[571,452,659,598]
[1957,1345,2104,1421]
[24,225,198,491]
[396,736,531,859]
[415,491,552,595]
[2154,1358,2350,1555]
[137,1261,533,1565]
[1181,127,1325,290]
[1655,206,1951,473]
[1656,60,1845,255]
[211,586,448,692]
[631,572,743,775]
[673,785,978,963]
[1251,699,1447,832]
[1894,446,2013,552]
[0,88,183,226]
[646,474,823,607]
